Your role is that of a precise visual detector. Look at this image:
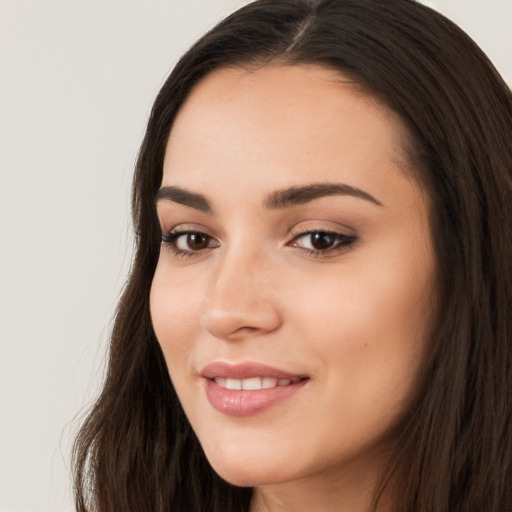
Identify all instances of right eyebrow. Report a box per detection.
[155,186,213,214]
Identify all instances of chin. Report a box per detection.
[203,449,294,488]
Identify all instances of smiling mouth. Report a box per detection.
[213,376,303,390]
[201,361,308,382]
[202,363,309,416]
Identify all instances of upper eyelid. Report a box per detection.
[288,221,356,238]
[288,229,357,245]
[161,222,216,236]
[163,225,352,238]
[160,221,357,242]
[290,230,355,241]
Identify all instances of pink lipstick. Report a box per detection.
[201,362,308,416]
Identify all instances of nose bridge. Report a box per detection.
[201,239,281,340]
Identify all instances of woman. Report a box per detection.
[73,0,512,511]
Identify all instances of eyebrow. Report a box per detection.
[155,182,382,213]
[264,183,383,208]
[155,186,213,213]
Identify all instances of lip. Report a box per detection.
[201,362,309,417]
[201,361,308,380]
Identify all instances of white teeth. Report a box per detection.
[262,377,278,389]
[214,377,292,390]
[225,378,242,390]
[215,378,226,388]
[241,377,261,390]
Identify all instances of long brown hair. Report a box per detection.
[73,1,512,510]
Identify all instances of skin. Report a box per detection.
[150,64,436,512]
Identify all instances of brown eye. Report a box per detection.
[290,230,357,256]
[310,232,336,250]
[185,233,210,250]
[162,230,219,255]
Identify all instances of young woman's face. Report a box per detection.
[150,65,435,493]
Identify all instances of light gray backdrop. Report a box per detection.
[0,1,510,511]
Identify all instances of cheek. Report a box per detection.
[149,264,202,370]
[286,238,434,410]
[290,256,432,348]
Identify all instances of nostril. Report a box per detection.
[200,294,282,341]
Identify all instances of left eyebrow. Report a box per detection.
[264,183,383,208]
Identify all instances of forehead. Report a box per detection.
[162,64,413,202]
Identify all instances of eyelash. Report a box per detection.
[161,230,219,259]
[161,229,357,259]
[289,228,357,257]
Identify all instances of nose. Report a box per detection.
[200,248,282,341]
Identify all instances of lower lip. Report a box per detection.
[204,378,307,416]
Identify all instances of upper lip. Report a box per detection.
[201,361,308,381]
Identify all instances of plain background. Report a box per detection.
[0,1,510,511]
